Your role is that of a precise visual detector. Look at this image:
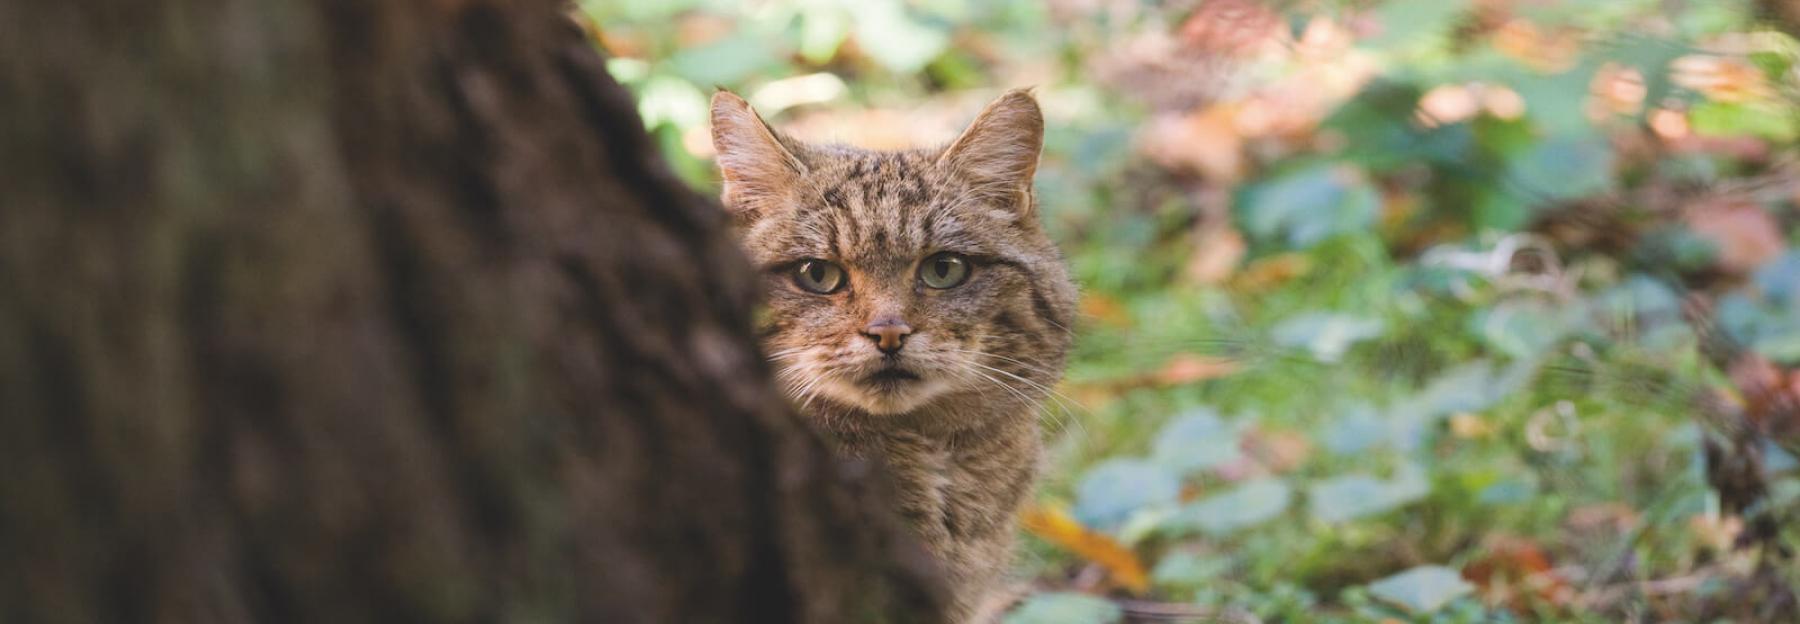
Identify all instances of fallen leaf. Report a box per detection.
[1449,412,1496,439]
[1178,0,1285,55]
[1020,505,1151,594]
[1464,535,1571,610]
[1155,353,1242,386]
[1080,293,1133,329]
[1684,199,1784,274]
[1232,253,1313,292]
[1491,19,1580,73]
[1140,106,1247,181]
[1184,225,1248,285]
[1673,55,1773,104]
[1242,427,1313,472]
[1565,502,1640,534]
[1688,514,1745,552]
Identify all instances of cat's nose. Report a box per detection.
[863,317,913,354]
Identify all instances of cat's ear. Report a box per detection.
[710,90,807,218]
[938,88,1044,215]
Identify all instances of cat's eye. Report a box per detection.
[919,252,971,289]
[793,259,846,294]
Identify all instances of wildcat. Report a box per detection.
[710,89,1078,620]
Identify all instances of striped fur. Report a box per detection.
[713,90,1077,620]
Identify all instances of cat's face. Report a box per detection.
[712,90,1076,419]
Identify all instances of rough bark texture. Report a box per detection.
[0,1,944,622]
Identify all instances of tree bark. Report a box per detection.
[0,1,944,622]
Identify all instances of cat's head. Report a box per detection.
[711,89,1076,419]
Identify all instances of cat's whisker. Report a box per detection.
[954,363,1090,444]
[962,359,1094,429]
[959,366,1038,413]
[944,347,1061,378]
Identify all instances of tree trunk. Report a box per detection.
[0,1,945,622]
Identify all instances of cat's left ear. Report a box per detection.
[938,88,1044,216]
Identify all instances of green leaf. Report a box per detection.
[1308,464,1429,523]
[1321,404,1396,455]
[1151,407,1239,475]
[1366,565,1475,614]
[667,34,783,87]
[1365,0,1472,51]
[1690,101,1800,141]
[1237,164,1380,249]
[635,75,709,130]
[1755,252,1800,304]
[853,0,951,73]
[1471,301,1577,359]
[1504,135,1616,204]
[798,5,850,64]
[1074,459,1180,530]
[1150,552,1230,589]
[1171,478,1292,536]
[1271,312,1387,362]
[1004,593,1123,624]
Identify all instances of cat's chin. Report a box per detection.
[819,374,950,415]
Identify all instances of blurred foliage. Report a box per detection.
[588,0,1800,620]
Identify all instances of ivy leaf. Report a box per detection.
[1367,565,1475,614]
[1309,463,1429,523]
[1004,593,1123,624]
[1237,165,1380,249]
[667,35,781,87]
[1074,460,1180,530]
[1504,135,1615,204]
[1151,407,1240,475]
[1170,478,1292,536]
[1150,551,1230,590]
[1272,312,1386,362]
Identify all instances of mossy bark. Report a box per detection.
[0,1,944,622]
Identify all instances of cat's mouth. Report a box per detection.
[861,367,921,385]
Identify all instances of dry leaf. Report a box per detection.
[1242,428,1313,472]
[1688,514,1745,552]
[1684,199,1783,274]
[1465,535,1571,609]
[1141,106,1247,181]
[1184,225,1248,285]
[1492,19,1581,73]
[1155,353,1242,386]
[1020,505,1150,594]
[1080,293,1133,329]
[1673,55,1772,104]
[1179,0,1285,55]
[1565,502,1640,534]
[1449,413,1496,439]
[1232,253,1314,292]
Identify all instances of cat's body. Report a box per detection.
[711,90,1076,620]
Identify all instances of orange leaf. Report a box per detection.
[1243,427,1312,472]
[1020,505,1150,594]
[1685,199,1783,274]
[1465,535,1571,609]
[1155,353,1241,386]
[1231,253,1312,293]
[1080,293,1133,329]
[1184,225,1247,286]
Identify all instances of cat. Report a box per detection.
[709,88,1078,621]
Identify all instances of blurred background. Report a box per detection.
[580,0,1800,621]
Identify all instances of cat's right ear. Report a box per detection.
[710,91,807,219]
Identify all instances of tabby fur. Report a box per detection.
[711,89,1077,621]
